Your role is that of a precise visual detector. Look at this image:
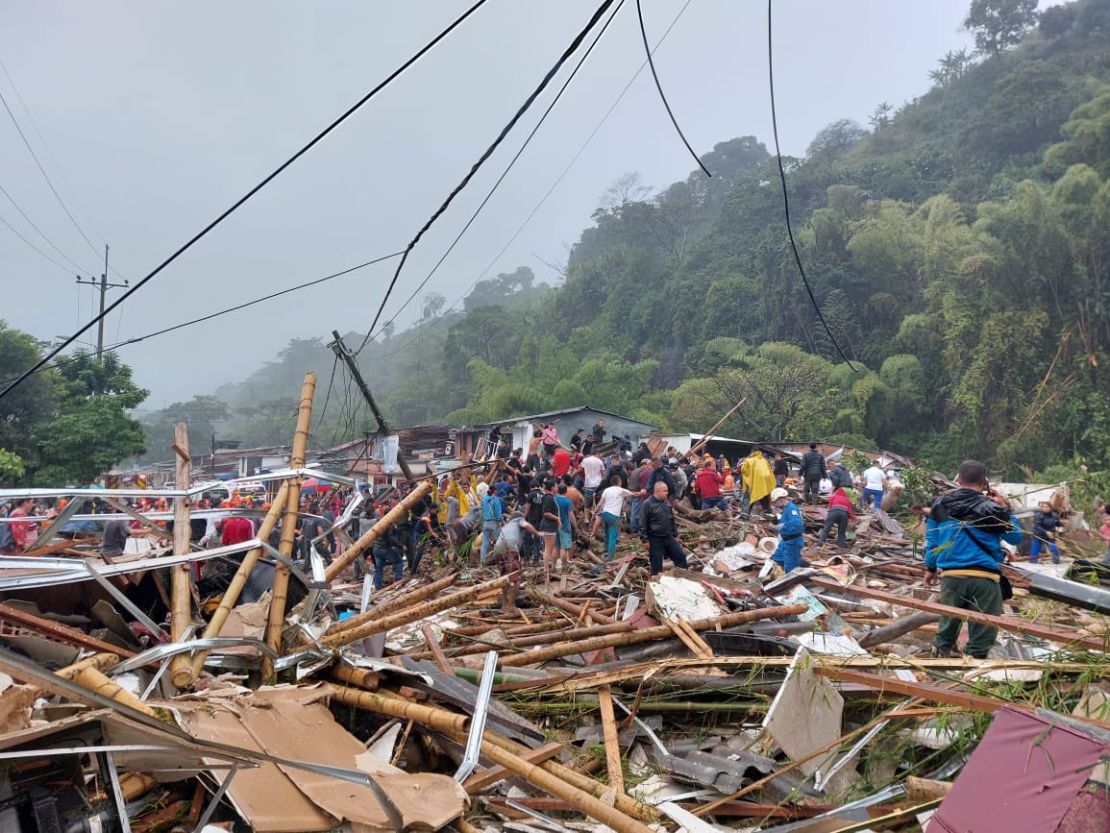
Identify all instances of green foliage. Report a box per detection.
[964,0,1039,56]
[0,449,25,483]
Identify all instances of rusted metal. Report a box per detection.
[0,602,135,657]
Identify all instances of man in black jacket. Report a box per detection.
[639,480,688,574]
[647,457,676,500]
[800,442,827,504]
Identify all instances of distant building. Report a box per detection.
[460,407,658,459]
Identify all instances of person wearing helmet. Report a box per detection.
[770,487,805,572]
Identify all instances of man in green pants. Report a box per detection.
[924,460,1023,658]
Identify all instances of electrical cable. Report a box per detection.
[356,0,626,349]
[0,58,109,247]
[635,0,710,177]
[358,0,617,352]
[365,0,694,365]
[0,251,403,387]
[0,180,92,272]
[0,209,75,274]
[0,0,490,402]
[766,0,857,370]
[0,85,104,260]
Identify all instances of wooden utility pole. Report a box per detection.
[329,330,414,480]
[262,372,315,679]
[75,244,127,362]
[169,423,194,688]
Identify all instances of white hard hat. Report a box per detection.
[770,487,789,503]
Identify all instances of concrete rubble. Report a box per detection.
[0,378,1107,833]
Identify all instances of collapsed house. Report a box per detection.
[0,374,1107,833]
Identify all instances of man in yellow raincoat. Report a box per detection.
[740,449,776,515]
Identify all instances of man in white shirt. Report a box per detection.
[862,464,887,511]
[580,453,605,509]
[591,475,644,561]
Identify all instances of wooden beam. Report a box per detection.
[814,666,1026,714]
[808,577,1105,651]
[598,685,624,795]
[421,624,453,674]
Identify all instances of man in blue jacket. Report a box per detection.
[770,487,805,572]
[925,460,1023,658]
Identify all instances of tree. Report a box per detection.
[139,395,231,464]
[0,322,61,472]
[964,0,1038,56]
[599,172,651,211]
[0,449,25,483]
[421,292,447,320]
[929,49,973,89]
[869,102,894,131]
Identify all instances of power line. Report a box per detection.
[0,209,75,274]
[0,251,404,387]
[357,0,627,347]
[0,0,490,402]
[766,0,857,370]
[359,0,617,351]
[366,0,695,364]
[0,85,103,261]
[0,58,109,246]
[0,179,92,273]
[635,0,710,177]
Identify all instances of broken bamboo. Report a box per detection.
[597,684,624,795]
[169,422,194,688]
[498,604,808,667]
[322,479,434,581]
[55,652,120,679]
[263,371,315,679]
[528,587,615,625]
[328,681,469,734]
[415,620,637,661]
[321,575,509,647]
[322,569,455,638]
[71,666,157,718]
[184,480,291,682]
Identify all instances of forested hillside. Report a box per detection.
[176,0,1109,482]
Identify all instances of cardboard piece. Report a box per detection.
[178,686,467,832]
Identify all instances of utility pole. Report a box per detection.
[75,244,127,362]
[329,330,414,481]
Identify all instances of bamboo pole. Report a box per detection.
[55,652,120,679]
[72,667,158,717]
[322,571,456,638]
[334,671,657,823]
[323,480,434,581]
[329,681,468,734]
[687,396,747,459]
[263,372,315,679]
[184,480,291,682]
[414,620,637,661]
[528,588,614,625]
[452,732,653,833]
[597,685,624,795]
[169,423,194,688]
[320,575,508,648]
[498,604,808,667]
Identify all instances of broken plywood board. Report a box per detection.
[762,648,844,777]
[646,575,725,622]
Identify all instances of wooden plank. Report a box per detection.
[808,577,1104,651]
[169,422,194,688]
[814,666,1027,714]
[461,741,562,794]
[677,619,714,658]
[597,684,624,795]
[421,624,453,674]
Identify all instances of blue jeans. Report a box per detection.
[599,512,620,560]
[701,496,725,510]
[479,520,500,565]
[1029,537,1060,564]
[629,497,642,534]
[863,488,883,510]
[372,545,404,589]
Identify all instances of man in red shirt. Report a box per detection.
[695,462,726,510]
[5,498,37,553]
[552,446,571,479]
[219,514,255,547]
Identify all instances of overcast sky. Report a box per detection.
[1,0,986,407]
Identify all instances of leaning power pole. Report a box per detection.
[75,244,127,361]
[329,330,415,481]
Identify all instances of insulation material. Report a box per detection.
[646,576,725,622]
[927,707,1107,833]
